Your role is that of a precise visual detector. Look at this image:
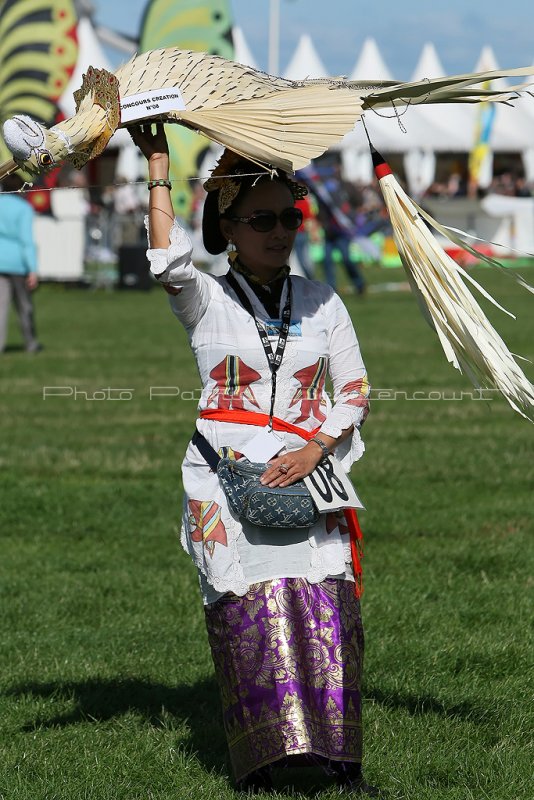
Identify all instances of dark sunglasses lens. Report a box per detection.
[248,208,303,232]
[280,208,303,230]
[249,212,277,232]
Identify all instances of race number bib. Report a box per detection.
[304,454,365,512]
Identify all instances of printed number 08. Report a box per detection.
[308,458,349,503]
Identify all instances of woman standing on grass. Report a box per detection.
[132,124,376,796]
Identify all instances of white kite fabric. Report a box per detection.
[1,46,533,420]
[375,156,534,421]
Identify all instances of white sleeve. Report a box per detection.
[320,293,370,469]
[145,216,214,330]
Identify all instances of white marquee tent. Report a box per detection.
[59,15,113,118]
[349,37,390,82]
[405,43,534,184]
[280,35,498,195]
[340,40,534,194]
[337,39,466,195]
[472,46,534,184]
[474,46,534,151]
[232,25,259,70]
[278,34,534,252]
[283,33,328,80]
[409,42,475,152]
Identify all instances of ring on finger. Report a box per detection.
[279,463,289,474]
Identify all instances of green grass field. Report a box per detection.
[0,266,532,800]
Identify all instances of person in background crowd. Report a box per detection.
[0,174,41,354]
[309,166,367,295]
[293,193,316,279]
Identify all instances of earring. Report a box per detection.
[227,238,238,264]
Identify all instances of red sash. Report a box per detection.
[199,408,321,439]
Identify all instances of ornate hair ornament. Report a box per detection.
[203,148,307,214]
[287,178,308,201]
[215,175,242,213]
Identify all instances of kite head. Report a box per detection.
[1,68,121,179]
[2,115,72,177]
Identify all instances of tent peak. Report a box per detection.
[283,33,328,79]
[411,42,445,81]
[350,37,393,81]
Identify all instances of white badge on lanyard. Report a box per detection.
[304,454,365,512]
[240,426,285,463]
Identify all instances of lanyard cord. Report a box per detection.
[226,271,292,426]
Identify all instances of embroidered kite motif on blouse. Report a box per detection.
[289,358,328,424]
[207,355,261,410]
[188,499,228,557]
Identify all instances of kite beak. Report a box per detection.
[0,159,20,181]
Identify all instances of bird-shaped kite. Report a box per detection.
[1,47,533,178]
[0,47,533,420]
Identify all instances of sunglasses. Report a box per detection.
[229,207,303,233]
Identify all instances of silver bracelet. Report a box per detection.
[310,436,330,461]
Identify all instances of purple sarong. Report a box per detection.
[204,577,363,781]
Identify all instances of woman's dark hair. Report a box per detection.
[201,158,296,255]
[202,188,228,255]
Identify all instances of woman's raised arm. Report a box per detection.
[129,123,173,248]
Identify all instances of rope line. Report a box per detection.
[1,170,273,195]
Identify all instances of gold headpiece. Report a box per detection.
[203,148,307,214]
[287,179,309,202]
[211,176,241,213]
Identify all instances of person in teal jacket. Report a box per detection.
[0,174,41,353]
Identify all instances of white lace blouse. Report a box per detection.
[147,221,370,604]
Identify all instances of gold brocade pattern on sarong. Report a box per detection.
[204,577,363,781]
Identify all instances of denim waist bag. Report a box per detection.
[217,457,319,529]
